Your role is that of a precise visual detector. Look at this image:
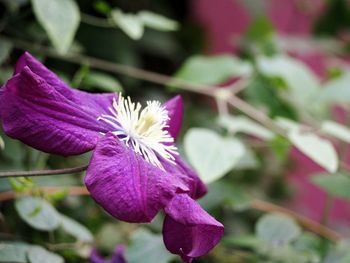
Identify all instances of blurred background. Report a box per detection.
[2,0,350,262]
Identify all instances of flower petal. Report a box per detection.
[163,95,183,139]
[175,156,207,199]
[0,67,112,155]
[161,156,207,200]
[90,245,127,263]
[163,194,224,263]
[15,52,114,115]
[84,133,189,223]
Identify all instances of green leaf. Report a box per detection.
[111,9,144,40]
[83,71,123,92]
[15,197,60,231]
[218,115,274,140]
[235,148,259,170]
[257,55,320,109]
[31,0,80,53]
[199,181,252,211]
[321,120,350,143]
[288,129,338,173]
[60,214,94,242]
[27,246,64,263]
[311,173,350,200]
[171,55,251,87]
[0,39,12,65]
[318,72,350,104]
[139,11,178,31]
[0,242,30,263]
[323,240,350,263]
[125,229,175,263]
[184,128,246,183]
[269,135,291,162]
[246,16,273,41]
[256,213,301,245]
[223,235,264,250]
[244,75,297,119]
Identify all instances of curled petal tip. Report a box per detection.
[163,194,224,262]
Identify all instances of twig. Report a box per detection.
[0,186,89,202]
[80,13,114,28]
[0,186,342,242]
[251,199,341,242]
[0,165,88,178]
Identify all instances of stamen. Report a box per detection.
[97,93,178,169]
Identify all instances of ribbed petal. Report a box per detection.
[0,66,113,155]
[163,95,183,139]
[84,133,189,223]
[163,194,224,263]
[15,52,114,115]
[161,156,207,200]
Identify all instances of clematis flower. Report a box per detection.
[90,245,127,263]
[0,52,224,262]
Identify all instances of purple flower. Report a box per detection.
[90,245,127,263]
[0,52,224,262]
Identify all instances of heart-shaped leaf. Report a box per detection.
[15,197,60,231]
[184,128,246,183]
[31,0,80,53]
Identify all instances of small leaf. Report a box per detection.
[0,242,30,263]
[139,11,179,31]
[125,229,175,263]
[184,128,246,183]
[311,173,350,200]
[256,213,301,245]
[27,246,64,263]
[318,72,350,104]
[111,9,144,40]
[321,120,350,143]
[31,0,80,53]
[288,129,338,173]
[83,71,123,92]
[218,115,274,140]
[60,214,94,242]
[15,197,60,231]
[323,240,350,263]
[171,55,251,88]
[235,148,259,170]
[257,55,319,108]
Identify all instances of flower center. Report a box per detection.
[97,94,178,169]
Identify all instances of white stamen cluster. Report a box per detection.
[98,94,178,169]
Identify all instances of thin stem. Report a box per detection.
[251,199,341,242]
[321,194,333,226]
[80,13,114,28]
[0,165,88,178]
